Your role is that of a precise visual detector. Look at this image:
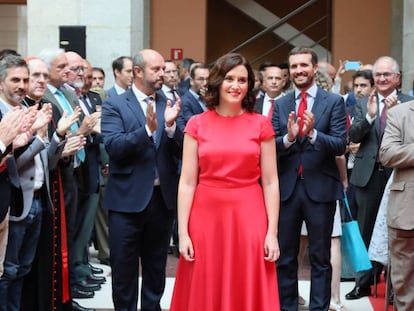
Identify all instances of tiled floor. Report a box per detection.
[77,250,375,311]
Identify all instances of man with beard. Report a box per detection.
[101,49,182,311]
[0,56,80,311]
[271,47,347,311]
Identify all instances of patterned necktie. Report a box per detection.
[55,89,85,162]
[268,99,275,119]
[144,96,157,143]
[298,91,307,137]
[379,99,387,139]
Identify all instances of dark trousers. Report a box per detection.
[354,167,392,288]
[277,180,336,311]
[109,187,174,311]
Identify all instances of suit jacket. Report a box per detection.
[176,90,204,132]
[254,95,265,114]
[178,78,191,96]
[10,135,65,221]
[101,88,183,213]
[349,92,413,188]
[105,86,118,99]
[78,91,102,194]
[272,87,347,202]
[379,100,414,230]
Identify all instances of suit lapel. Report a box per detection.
[125,90,146,127]
[312,88,328,129]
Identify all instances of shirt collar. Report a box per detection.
[294,83,318,99]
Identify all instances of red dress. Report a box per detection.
[170,110,280,311]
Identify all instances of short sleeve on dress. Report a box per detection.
[260,117,275,141]
[184,114,199,139]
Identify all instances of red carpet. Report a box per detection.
[368,277,393,311]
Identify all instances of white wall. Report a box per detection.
[0,5,27,55]
[26,0,149,88]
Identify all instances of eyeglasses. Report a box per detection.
[374,72,395,78]
[70,66,86,73]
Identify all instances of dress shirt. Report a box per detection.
[114,83,127,95]
[131,84,176,138]
[365,89,397,124]
[283,84,319,147]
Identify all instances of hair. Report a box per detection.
[180,58,194,70]
[352,70,374,87]
[38,48,66,69]
[190,63,208,79]
[0,49,21,60]
[92,67,105,77]
[112,56,132,77]
[0,54,28,81]
[314,70,332,91]
[372,56,399,74]
[203,53,256,112]
[288,47,318,66]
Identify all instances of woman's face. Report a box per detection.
[219,65,249,106]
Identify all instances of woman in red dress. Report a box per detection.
[170,53,281,311]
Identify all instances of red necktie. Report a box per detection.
[297,91,307,176]
[0,162,6,173]
[268,99,275,119]
[298,91,307,137]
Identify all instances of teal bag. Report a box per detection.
[341,191,372,274]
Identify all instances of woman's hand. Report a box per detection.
[264,233,280,262]
[179,234,195,262]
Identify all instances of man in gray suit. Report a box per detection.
[380,99,414,311]
[346,56,413,300]
[0,56,77,310]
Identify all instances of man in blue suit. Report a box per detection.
[272,47,347,311]
[176,63,209,131]
[101,49,182,311]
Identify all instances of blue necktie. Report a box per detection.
[55,89,85,162]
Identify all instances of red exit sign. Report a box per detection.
[171,48,183,60]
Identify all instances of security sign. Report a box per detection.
[171,48,183,61]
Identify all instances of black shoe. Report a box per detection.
[168,245,179,258]
[72,300,95,311]
[86,274,106,284]
[99,258,110,266]
[88,263,104,274]
[71,287,94,299]
[74,280,101,292]
[345,286,371,300]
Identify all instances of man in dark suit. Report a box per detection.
[38,48,95,311]
[101,49,182,311]
[346,56,413,300]
[176,63,209,131]
[70,58,104,286]
[255,65,285,118]
[272,47,347,311]
[105,56,133,98]
[177,57,194,95]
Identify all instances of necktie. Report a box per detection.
[170,89,177,102]
[79,95,92,115]
[298,91,307,137]
[379,100,387,138]
[297,91,307,176]
[268,99,275,119]
[55,89,85,162]
[144,96,157,143]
